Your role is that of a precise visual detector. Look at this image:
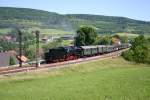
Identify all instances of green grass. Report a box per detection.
[116,33,139,38]
[62,40,73,46]
[27,28,73,35]
[0,57,150,100]
[0,28,11,35]
[116,32,150,39]
[0,28,73,36]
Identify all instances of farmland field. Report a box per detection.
[27,28,73,35]
[0,28,12,35]
[0,28,73,36]
[0,57,150,100]
[116,32,150,39]
[115,33,139,38]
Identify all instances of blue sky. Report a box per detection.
[0,0,150,21]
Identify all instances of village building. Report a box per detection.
[0,34,17,42]
[0,50,28,67]
[0,51,18,67]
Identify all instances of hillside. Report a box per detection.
[0,7,150,34]
[0,7,73,32]
[67,14,150,34]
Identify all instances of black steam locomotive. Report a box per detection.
[44,44,130,63]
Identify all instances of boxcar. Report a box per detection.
[106,45,115,53]
[97,45,104,54]
[80,46,98,57]
[97,45,108,54]
[91,46,98,55]
[102,45,108,53]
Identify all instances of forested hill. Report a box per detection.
[0,7,73,31]
[66,14,150,34]
[0,7,150,34]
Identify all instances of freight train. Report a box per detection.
[44,44,130,63]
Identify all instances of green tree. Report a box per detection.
[42,38,63,52]
[120,36,128,43]
[0,41,18,51]
[99,35,112,45]
[112,35,120,40]
[145,37,150,63]
[75,26,98,46]
[122,35,150,64]
[131,35,146,50]
[147,37,150,43]
[25,45,36,60]
[9,56,16,66]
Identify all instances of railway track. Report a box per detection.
[0,49,128,76]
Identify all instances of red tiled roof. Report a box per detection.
[16,55,28,62]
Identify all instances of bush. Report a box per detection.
[122,35,150,64]
[122,50,134,61]
[9,56,16,66]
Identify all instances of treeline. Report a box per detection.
[74,26,128,46]
[122,35,150,64]
[0,7,70,30]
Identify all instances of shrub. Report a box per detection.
[122,35,150,64]
[9,56,16,66]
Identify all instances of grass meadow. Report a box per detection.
[0,57,150,100]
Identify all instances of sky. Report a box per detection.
[0,0,150,21]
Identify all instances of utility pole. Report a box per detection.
[35,30,40,68]
[18,29,22,67]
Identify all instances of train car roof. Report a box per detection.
[106,45,115,47]
[97,45,115,47]
[80,46,98,49]
[97,45,107,47]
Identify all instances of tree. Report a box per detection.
[112,35,120,40]
[42,38,63,52]
[147,37,150,43]
[122,35,150,64]
[0,41,18,51]
[120,36,128,43]
[25,45,36,60]
[99,35,112,45]
[75,26,98,46]
[131,35,146,50]
[9,56,16,66]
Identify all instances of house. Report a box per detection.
[0,34,17,42]
[0,51,18,67]
[16,55,28,62]
[112,35,121,45]
[41,35,61,43]
[0,50,29,67]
